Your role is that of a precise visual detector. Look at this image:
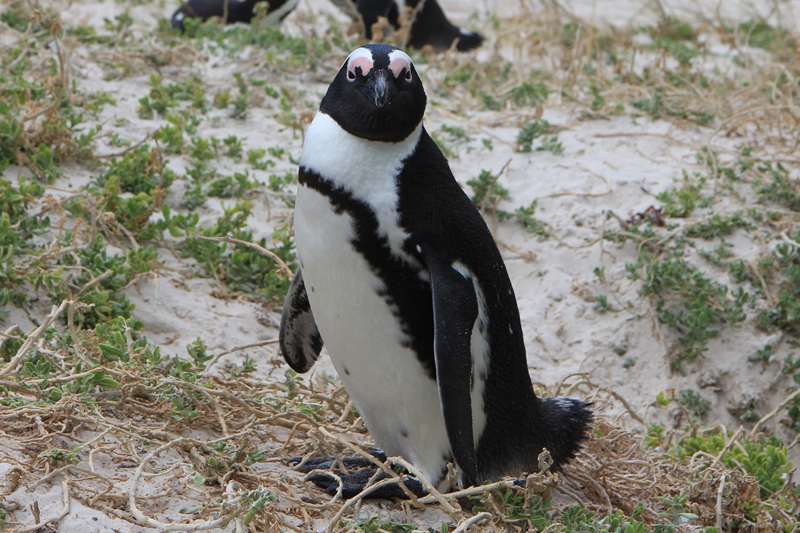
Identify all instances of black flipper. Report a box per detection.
[279,270,323,373]
[419,243,479,486]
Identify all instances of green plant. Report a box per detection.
[647,17,699,67]
[97,145,176,194]
[187,338,212,368]
[737,20,796,59]
[640,257,747,369]
[349,517,418,533]
[656,176,709,218]
[677,432,792,497]
[207,172,259,198]
[685,213,752,239]
[594,294,611,313]
[513,201,550,238]
[756,162,800,211]
[509,80,549,107]
[516,119,556,153]
[468,169,509,211]
[646,424,665,448]
[180,203,294,303]
[678,389,711,419]
[632,89,713,125]
[138,75,207,118]
[232,73,249,119]
[756,236,800,336]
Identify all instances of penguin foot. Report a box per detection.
[306,469,427,499]
[289,448,387,472]
[290,449,428,499]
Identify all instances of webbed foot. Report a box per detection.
[289,448,386,472]
[290,448,427,499]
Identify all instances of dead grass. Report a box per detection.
[0,332,792,531]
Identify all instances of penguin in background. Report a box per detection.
[279,44,592,497]
[170,0,299,31]
[170,0,483,52]
[347,0,483,51]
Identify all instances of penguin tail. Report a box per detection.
[540,397,593,468]
[455,30,484,51]
[171,7,187,31]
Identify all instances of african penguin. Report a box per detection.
[280,44,591,496]
[349,0,483,51]
[170,0,299,31]
[170,0,482,52]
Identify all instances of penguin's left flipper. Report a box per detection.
[420,243,479,486]
[279,270,323,373]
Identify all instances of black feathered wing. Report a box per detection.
[397,129,534,483]
[418,242,479,486]
[279,270,323,373]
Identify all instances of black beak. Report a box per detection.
[368,69,395,108]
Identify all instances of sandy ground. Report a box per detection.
[2,0,799,530]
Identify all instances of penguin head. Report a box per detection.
[320,44,427,143]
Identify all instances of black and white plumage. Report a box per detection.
[279,271,322,373]
[170,0,298,30]
[170,0,482,52]
[346,0,483,51]
[280,44,591,495]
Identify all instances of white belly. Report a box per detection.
[294,184,451,484]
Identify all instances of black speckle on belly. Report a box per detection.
[343,365,351,376]
[400,427,409,438]
[299,166,436,380]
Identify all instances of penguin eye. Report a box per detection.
[347,70,356,82]
[404,69,413,82]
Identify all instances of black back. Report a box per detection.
[394,131,548,478]
[171,0,295,30]
[355,0,483,51]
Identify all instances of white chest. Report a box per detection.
[298,112,422,264]
[293,113,453,484]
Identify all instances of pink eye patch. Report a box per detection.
[347,49,374,80]
[389,57,411,79]
[388,50,413,80]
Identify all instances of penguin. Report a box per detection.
[280,44,591,498]
[170,0,299,31]
[349,0,483,52]
[170,0,483,52]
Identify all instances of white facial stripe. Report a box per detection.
[347,47,374,79]
[388,49,413,79]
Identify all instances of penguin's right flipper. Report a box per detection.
[279,270,323,373]
[419,243,479,486]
